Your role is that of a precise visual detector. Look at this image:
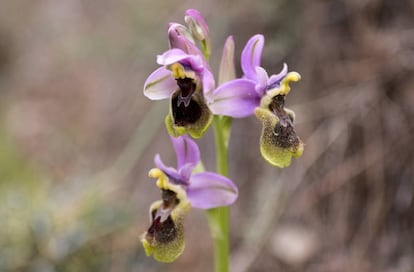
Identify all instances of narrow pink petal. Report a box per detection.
[241,34,264,80]
[154,154,183,184]
[171,135,200,170]
[157,48,188,65]
[268,63,288,87]
[255,66,269,96]
[157,49,203,72]
[202,68,216,102]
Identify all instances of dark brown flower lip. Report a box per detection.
[176,77,197,107]
[269,94,290,126]
[146,212,178,244]
[172,95,203,126]
[267,94,300,149]
[272,122,300,149]
[146,189,180,243]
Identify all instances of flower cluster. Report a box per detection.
[141,9,303,263]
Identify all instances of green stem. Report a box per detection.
[207,115,232,272]
[213,116,230,176]
[211,206,229,272]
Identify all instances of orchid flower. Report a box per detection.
[144,14,215,139]
[211,34,304,168]
[141,135,238,262]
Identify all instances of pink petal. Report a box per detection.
[187,172,238,209]
[171,135,200,170]
[241,34,264,80]
[209,79,260,118]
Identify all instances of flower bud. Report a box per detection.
[168,23,195,51]
[218,36,236,84]
[185,9,211,58]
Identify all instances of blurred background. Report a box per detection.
[1,0,413,271]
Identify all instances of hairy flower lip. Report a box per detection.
[141,189,189,263]
[255,107,304,168]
